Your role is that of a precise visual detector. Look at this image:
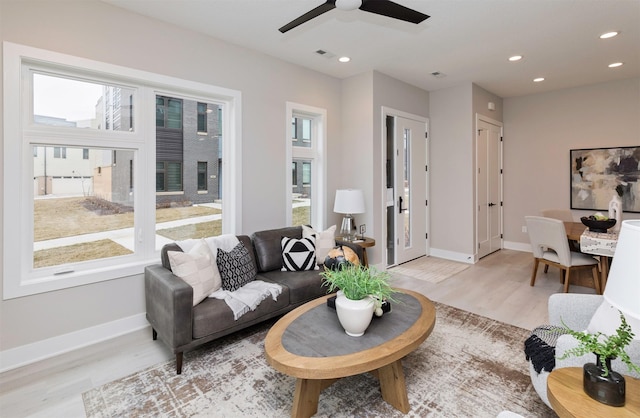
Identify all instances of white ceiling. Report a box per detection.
[103,0,640,98]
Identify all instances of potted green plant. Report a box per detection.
[321,264,395,336]
[559,311,640,406]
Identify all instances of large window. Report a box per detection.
[3,42,242,299]
[286,103,326,228]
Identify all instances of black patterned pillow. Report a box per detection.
[216,243,257,292]
[281,236,319,271]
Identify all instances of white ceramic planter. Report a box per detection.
[335,292,375,337]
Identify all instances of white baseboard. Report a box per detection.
[0,313,148,373]
[504,241,532,253]
[429,248,476,264]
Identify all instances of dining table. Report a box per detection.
[564,222,619,290]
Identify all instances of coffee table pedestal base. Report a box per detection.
[290,359,410,418]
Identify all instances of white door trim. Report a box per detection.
[381,107,429,267]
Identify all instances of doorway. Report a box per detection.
[476,116,503,258]
[385,111,428,266]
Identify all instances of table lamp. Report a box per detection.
[333,189,365,241]
[603,220,640,329]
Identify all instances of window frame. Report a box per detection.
[3,42,242,299]
[285,102,326,228]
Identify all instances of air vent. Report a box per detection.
[315,49,336,59]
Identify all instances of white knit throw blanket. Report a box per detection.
[209,280,283,320]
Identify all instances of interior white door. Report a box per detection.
[395,116,427,264]
[477,119,503,258]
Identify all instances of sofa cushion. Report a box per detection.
[217,243,257,292]
[167,239,220,306]
[192,283,290,339]
[281,236,319,271]
[259,269,326,304]
[251,226,302,272]
[302,225,336,265]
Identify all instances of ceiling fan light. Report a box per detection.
[336,0,362,11]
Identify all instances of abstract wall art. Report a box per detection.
[570,146,640,213]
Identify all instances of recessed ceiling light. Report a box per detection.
[608,62,623,68]
[338,56,351,63]
[509,55,523,62]
[600,31,619,39]
[533,77,545,82]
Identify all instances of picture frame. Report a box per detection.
[570,146,640,213]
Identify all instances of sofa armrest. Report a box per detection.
[335,239,365,265]
[144,264,193,350]
[548,293,603,330]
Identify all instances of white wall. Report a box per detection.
[337,71,430,267]
[0,0,343,361]
[503,78,640,249]
[429,84,475,259]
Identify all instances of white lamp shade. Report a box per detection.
[604,220,640,321]
[333,189,365,214]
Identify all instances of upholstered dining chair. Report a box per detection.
[540,209,574,222]
[525,216,600,294]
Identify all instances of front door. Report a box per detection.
[394,116,427,264]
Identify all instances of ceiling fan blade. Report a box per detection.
[279,1,337,33]
[359,0,429,24]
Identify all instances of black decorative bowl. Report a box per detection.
[581,217,616,233]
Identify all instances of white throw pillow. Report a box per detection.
[168,239,221,305]
[302,224,336,265]
[587,300,640,340]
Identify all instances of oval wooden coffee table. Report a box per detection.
[264,288,436,418]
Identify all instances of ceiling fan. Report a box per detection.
[278,0,430,33]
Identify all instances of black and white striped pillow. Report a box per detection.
[281,236,319,271]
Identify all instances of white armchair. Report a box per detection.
[529,293,640,408]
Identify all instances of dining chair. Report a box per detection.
[540,208,581,255]
[540,209,574,222]
[525,216,601,294]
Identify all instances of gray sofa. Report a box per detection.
[144,226,363,374]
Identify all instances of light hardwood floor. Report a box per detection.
[0,249,598,417]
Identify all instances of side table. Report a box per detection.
[339,236,375,266]
[547,367,640,417]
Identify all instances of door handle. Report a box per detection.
[399,196,407,213]
[488,203,496,207]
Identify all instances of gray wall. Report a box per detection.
[503,78,640,248]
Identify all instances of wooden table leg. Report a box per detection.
[378,359,410,413]
[290,378,337,418]
[600,256,609,291]
[291,378,322,418]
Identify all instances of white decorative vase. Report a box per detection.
[608,194,622,232]
[335,292,375,337]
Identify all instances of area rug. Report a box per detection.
[83,302,553,418]
[389,256,470,284]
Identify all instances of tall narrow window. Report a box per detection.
[287,103,326,229]
[197,102,208,133]
[302,161,311,185]
[198,161,208,191]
